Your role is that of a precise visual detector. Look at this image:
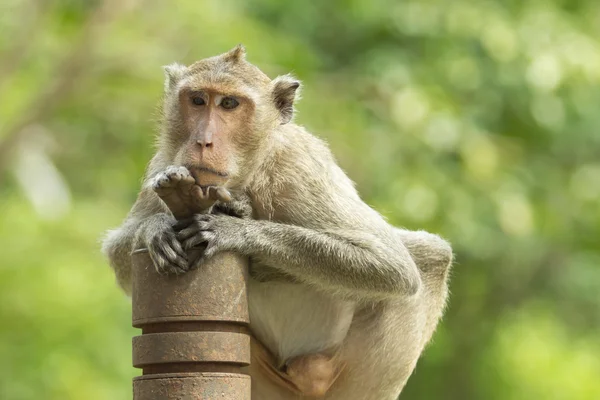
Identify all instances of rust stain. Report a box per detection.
[131,252,251,399]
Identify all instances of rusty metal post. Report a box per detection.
[131,250,251,399]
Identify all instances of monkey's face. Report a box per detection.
[172,84,255,187]
[162,45,300,187]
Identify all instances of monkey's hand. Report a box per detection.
[212,195,253,219]
[152,166,231,219]
[135,213,189,275]
[174,214,245,267]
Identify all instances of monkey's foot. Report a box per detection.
[251,338,344,398]
[152,166,231,219]
[283,353,343,397]
[152,166,197,219]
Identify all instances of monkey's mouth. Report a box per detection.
[187,165,229,187]
[188,166,229,178]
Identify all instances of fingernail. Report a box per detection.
[216,187,232,202]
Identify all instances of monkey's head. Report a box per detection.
[161,45,300,188]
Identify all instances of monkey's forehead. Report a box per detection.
[186,56,272,87]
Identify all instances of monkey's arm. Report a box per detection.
[247,221,421,297]
[177,209,422,298]
[211,200,453,288]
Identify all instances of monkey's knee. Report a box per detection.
[395,229,453,274]
[284,353,341,397]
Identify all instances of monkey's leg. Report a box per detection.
[393,229,453,274]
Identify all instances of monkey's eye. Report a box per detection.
[220,97,239,110]
[191,96,205,106]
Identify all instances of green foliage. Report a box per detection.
[1,0,599,399]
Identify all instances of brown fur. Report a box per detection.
[101,46,453,399]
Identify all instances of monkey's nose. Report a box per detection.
[196,139,213,149]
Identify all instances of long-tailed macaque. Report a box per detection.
[102,45,453,399]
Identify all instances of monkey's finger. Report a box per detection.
[182,231,214,249]
[173,217,194,231]
[183,232,215,250]
[152,247,188,274]
[202,245,218,261]
[155,232,187,256]
[149,250,182,275]
[193,246,218,269]
[177,175,197,186]
[148,235,188,272]
[186,246,206,269]
[190,185,217,209]
[162,241,189,270]
[169,237,189,260]
[192,185,209,200]
[176,221,212,240]
[174,214,213,232]
[161,261,188,275]
[192,254,211,269]
[148,250,166,271]
[168,254,189,272]
[160,243,180,262]
[154,173,177,189]
[165,165,186,175]
[161,253,188,273]
[209,186,232,203]
[165,166,195,183]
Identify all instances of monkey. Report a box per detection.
[101,45,453,400]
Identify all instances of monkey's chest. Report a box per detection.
[248,279,355,365]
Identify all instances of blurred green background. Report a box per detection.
[1,0,599,399]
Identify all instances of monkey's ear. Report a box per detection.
[163,63,187,93]
[272,75,301,124]
[223,44,246,63]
